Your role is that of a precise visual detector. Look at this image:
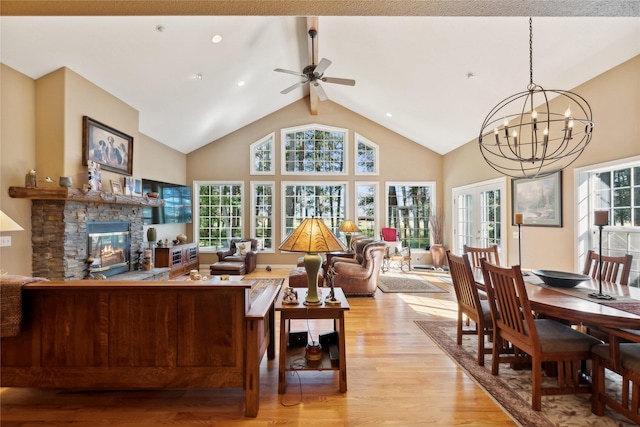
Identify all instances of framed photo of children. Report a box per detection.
[82,116,133,175]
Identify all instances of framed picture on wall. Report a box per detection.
[512,171,562,227]
[82,116,133,175]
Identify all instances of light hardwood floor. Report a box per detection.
[0,268,516,426]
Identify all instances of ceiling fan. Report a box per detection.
[274,29,355,101]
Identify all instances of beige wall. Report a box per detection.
[0,65,187,275]
[443,55,640,271]
[188,98,443,266]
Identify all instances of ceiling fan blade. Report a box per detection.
[314,58,332,76]
[281,80,307,95]
[274,68,306,78]
[313,82,328,101]
[322,77,356,86]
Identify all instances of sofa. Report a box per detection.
[332,241,386,296]
[216,238,258,273]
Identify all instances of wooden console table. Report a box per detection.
[0,278,282,417]
[275,287,350,393]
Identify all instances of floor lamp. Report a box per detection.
[279,217,345,305]
[339,219,360,252]
[589,211,614,300]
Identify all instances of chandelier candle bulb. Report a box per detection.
[515,213,524,225]
[594,211,608,226]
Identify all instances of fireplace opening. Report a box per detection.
[87,222,131,277]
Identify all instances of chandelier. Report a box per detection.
[478,18,594,179]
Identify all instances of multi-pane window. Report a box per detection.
[355,182,378,238]
[252,182,274,252]
[355,133,379,175]
[250,133,274,175]
[479,189,501,247]
[195,182,243,251]
[282,125,347,174]
[386,183,434,249]
[578,159,639,287]
[282,182,347,240]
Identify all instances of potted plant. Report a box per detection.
[429,212,446,269]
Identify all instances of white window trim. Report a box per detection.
[573,155,640,272]
[250,132,275,175]
[280,123,349,176]
[280,181,349,242]
[193,180,245,253]
[354,133,379,176]
[251,181,276,253]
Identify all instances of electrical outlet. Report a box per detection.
[0,236,11,247]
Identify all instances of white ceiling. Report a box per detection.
[1,15,639,155]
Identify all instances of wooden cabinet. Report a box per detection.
[155,243,199,278]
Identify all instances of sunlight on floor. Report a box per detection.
[399,293,458,320]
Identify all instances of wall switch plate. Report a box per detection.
[0,236,11,247]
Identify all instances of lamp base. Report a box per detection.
[303,298,323,306]
[588,292,616,300]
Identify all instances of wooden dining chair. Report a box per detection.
[463,244,500,268]
[446,250,492,366]
[582,249,633,286]
[480,258,602,411]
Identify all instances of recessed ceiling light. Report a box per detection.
[237,81,246,87]
[386,112,393,118]
[195,73,202,80]
[211,34,223,44]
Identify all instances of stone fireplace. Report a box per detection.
[10,187,163,280]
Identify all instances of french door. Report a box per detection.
[452,178,507,260]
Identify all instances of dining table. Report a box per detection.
[473,268,640,335]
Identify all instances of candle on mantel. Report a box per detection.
[515,213,524,225]
[594,211,609,226]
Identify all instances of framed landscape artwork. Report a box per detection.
[82,116,133,175]
[512,171,562,227]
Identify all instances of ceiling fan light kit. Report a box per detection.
[274,29,355,101]
[478,18,594,179]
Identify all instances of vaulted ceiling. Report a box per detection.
[1,2,639,155]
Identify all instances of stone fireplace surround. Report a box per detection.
[9,187,164,280]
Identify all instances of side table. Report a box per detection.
[275,287,350,393]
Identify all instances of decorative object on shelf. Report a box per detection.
[279,217,345,305]
[142,249,153,271]
[135,244,143,271]
[478,18,594,179]
[282,286,299,304]
[429,212,445,269]
[589,210,615,300]
[87,160,102,191]
[110,180,123,194]
[58,176,73,187]
[84,256,94,279]
[25,169,37,188]
[146,227,157,244]
[189,270,202,281]
[147,192,159,198]
[512,171,562,227]
[124,177,135,195]
[325,267,341,305]
[82,116,134,175]
[176,233,187,244]
[339,219,360,252]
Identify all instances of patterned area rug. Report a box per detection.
[415,320,634,427]
[377,274,448,293]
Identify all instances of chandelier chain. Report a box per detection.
[529,17,533,87]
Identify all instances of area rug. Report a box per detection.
[377,275,448,293]
[415,320,635,427]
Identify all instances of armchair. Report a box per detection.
[216,238,258,273]
[380,227,411,272]
[332,241,386,296]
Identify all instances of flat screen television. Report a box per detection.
[142,179,193,225]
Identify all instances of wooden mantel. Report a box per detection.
[9,186,165,207]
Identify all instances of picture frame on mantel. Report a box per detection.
[82,116,133,175]
[512,171,562,227]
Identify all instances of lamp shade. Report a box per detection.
[339,219,360,233]
[279,217,345,253]
[0,210,24,232]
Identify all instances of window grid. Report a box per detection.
[196,182,243,250]
[479,189,501,246]
[355,183,377,238]
[387,184,433,249]
[282,183,347,239]
[283,126,346,174]
[252,182,274,251]
[355,134,378,175]
[250,133,274,175]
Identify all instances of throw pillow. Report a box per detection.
[235,241,251,256]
